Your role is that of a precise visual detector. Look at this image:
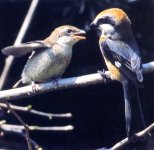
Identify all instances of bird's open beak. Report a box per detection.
[72,30,86,40]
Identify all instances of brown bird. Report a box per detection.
[2,25,86,90]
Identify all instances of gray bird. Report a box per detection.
[90,8,145,140]
[2,25,86,90]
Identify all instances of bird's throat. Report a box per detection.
[55,41,72,56]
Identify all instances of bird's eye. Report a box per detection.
[65,29,73,34]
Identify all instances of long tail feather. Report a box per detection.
[122,80,145,138]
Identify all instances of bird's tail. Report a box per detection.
[122,80,145,138]
[13,79,22,88]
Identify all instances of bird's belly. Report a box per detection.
[27,64,65,82]
[21,51,71,83]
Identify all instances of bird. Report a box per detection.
[2,25,86,91]
[90,8,145,140]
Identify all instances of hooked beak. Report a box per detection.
[72,30,86,40]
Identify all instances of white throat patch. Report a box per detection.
[99,24,115,36]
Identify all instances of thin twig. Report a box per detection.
[98,123,154,150]
[0,120,42,150]
[0,122,73,149]
[0,1,39,149]
[109,123,154,150]
[0,103,72,119]
[0,123,74,132]
[23,133,42,150]
[0,61,153,101]
[5,101,32,150]
[0,0,39,90]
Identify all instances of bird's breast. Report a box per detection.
[103,56,124,81]
[99,38,124,82]
[21,48,72,83]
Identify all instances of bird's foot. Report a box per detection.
[97,69,110,83]
[52,78,60,87]
[28,81,40,95]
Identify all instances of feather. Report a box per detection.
[2,41,50,57]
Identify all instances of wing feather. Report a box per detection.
[2,41,51,57]
[101,39,143,85]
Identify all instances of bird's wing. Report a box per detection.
[2,41,51,57]
[101,39,143,85]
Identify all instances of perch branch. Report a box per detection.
[0,61,153,101]
[0,72,106,101]
[0,103,72,119]
[0,0,39,90]
[142,61,154,73]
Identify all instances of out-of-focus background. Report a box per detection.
[0,0,154,149]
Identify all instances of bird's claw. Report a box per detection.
[32,84,40,93]
[97,69,110,83]
[52,78,59,87]
[28,82,40,95]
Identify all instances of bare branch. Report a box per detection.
[0,61,153,102]
[109,123,154,150]
[0,103,72,119]
[0,72,105,101]
[5,101,32,150]
[0,120,6,125]
[142,61,154,73]
[0,0,39,90]
[0,120,73,149]
[0,123,74,132]
[0,1,40,149]
[0,120,42,150]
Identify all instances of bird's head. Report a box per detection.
[90,8,132,39]
[46,25,86,47]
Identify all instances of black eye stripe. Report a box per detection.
[98,17,115,26]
